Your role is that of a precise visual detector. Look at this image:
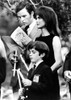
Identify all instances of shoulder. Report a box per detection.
[53,36,61,42]
[52,36,61,47]
[41,62,51,71]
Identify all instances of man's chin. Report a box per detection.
[21,26,26,29]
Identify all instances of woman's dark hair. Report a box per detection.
[35,6,61,36]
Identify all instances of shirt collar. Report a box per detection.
[35,60,43,69]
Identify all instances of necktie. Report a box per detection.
[31,65,36,75]
[24,26,29,34]
[33,65,36,69]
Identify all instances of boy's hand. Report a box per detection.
[22,79,32,86]
[64,70,71,82]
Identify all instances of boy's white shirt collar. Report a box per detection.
[27,19,36,35]
[29,60,43,71]
[35,60,43,69]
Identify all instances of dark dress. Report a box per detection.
[36,34,60,99]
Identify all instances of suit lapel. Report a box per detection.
[28,62,44,79]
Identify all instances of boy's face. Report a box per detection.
[17,7,32,28]
[29,48,43,63]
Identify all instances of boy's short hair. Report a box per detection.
[27,41,49,57]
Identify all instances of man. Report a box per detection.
[15,1,41,42]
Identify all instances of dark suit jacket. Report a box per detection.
[0,57,6,87]
[24,62,59,100]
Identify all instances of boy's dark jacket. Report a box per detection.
[24,62,59,100]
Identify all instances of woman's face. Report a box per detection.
[36,15,45,29]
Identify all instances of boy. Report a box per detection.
[21,41,59,100]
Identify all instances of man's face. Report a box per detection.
[17,7,32,28]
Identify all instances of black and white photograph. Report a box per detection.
[0,0,71,100]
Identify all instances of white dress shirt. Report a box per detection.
[27,19,36,36]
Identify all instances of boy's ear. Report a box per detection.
[41,53,45,58]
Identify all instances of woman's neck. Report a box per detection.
[41,28,50,36]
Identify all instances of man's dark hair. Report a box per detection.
[15,1,35,15]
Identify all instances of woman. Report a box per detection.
[35,6,62,99]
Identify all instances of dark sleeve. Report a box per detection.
[0,57,6,85]
[28,66,54,93]
[63,52,71,71]
[63,51,71,77]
